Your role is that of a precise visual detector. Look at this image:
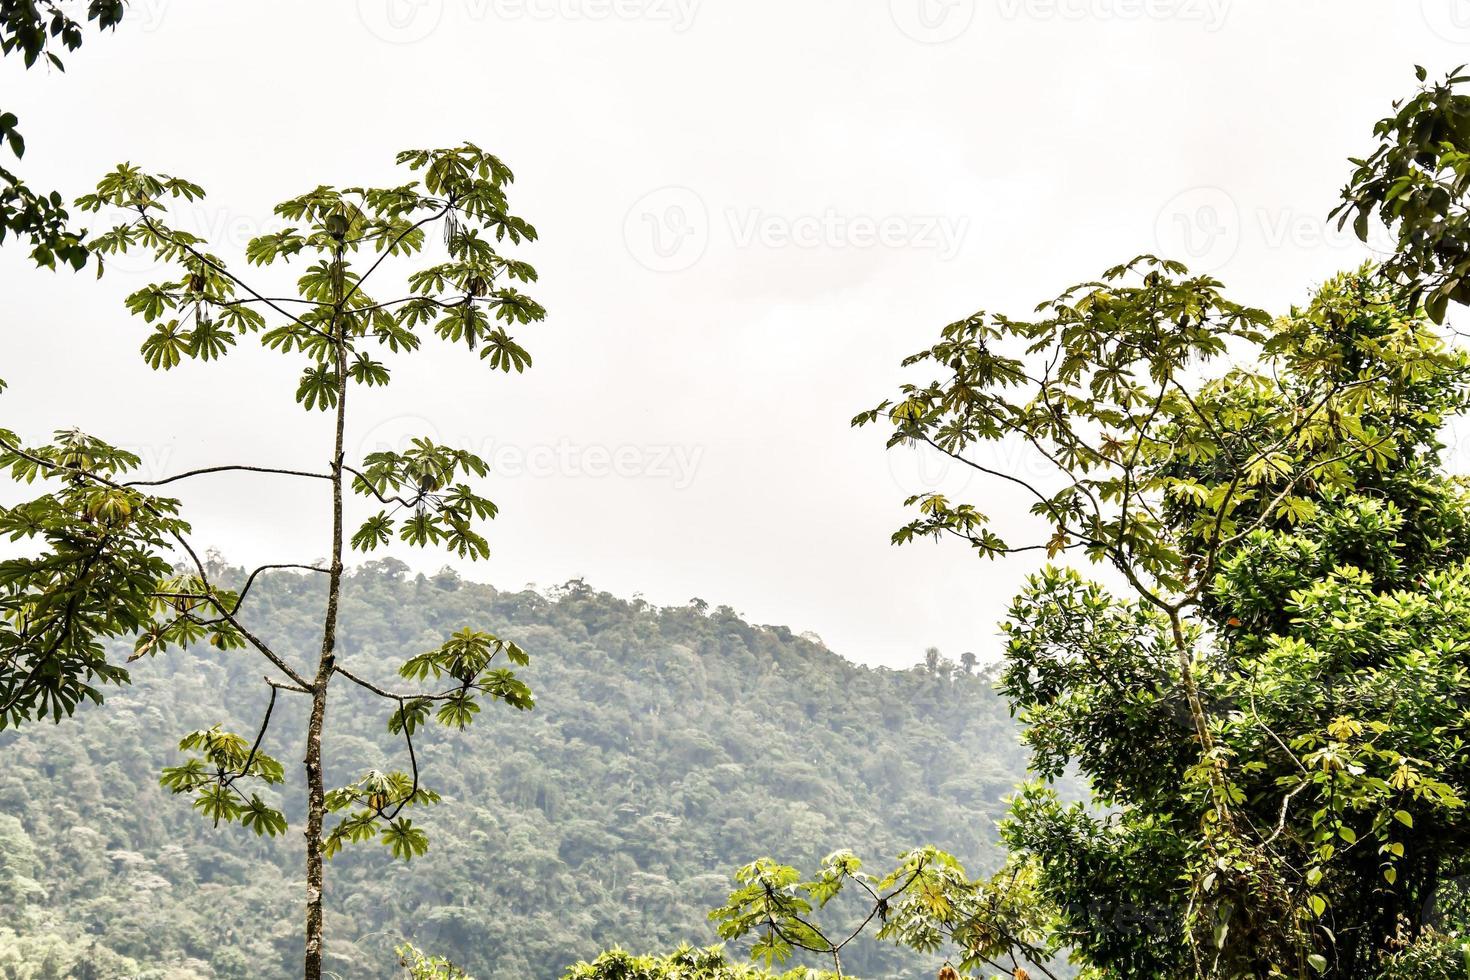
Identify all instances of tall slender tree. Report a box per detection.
[0,143,545,977]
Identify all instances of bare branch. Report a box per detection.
[126,465,331,489]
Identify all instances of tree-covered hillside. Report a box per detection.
[0,562,1037,978]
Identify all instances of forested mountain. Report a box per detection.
[0,562,1040,979]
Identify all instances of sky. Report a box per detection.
[2,1,1467,669]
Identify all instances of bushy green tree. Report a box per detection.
[397,943,471,979]
[856,256,1470,976]
[1,144,544,977]
[1337,65,1470,323]
[563,945,826,979]
[707,848,1061,979]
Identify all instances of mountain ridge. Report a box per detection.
[0,561,1036,978]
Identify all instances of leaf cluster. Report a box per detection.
[0,429,186,729]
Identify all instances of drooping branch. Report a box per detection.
[134,211,332,341]
[227,563,329,616]
[0,432,315,691]
[337,199,454,309]
[341,464,419,510]
[226,682,277,793]
[166,530,316,692]
[331,662,460,705]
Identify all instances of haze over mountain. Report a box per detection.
[0,563,1040,978]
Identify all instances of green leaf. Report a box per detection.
[382,818,430,861]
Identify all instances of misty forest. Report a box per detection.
[8,2,1470,978]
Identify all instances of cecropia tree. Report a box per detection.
[0,143,545,978]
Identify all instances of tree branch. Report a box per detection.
[126,465,332,489]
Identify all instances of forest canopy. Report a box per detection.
[0,568,1031,979]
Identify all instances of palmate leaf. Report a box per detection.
[213,303,267,335]
[159,758,208,793]
[347,352,390,386]
[192,785,241,826]
[442,484,498,521]
[382,817,430,861]
[185,318,235,361]
[240,795,288,837]
[351,512,394,552]
[387,698,432,736]
[244,229,305,266]
[371,311,420,353]
[479,668,534,710]
[296,364,340,411]
[400,512,441,548]
[432,302,489,348]
[140,321,187,369]
[487,288,545,325]
[439,515,489,560]
[480,328,532,372]
[321,770,443,861]
[435,694,480,729]
[323,813,378,859]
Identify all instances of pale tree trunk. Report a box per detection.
[1168,609,1230,824]
[302,658,333,980]
[305,249,349,980]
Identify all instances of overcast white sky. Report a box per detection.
[2,1,1466,669]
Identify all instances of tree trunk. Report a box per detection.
[1167,609,1229,824]
[302,669,332,980]
[305,248,350,980]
